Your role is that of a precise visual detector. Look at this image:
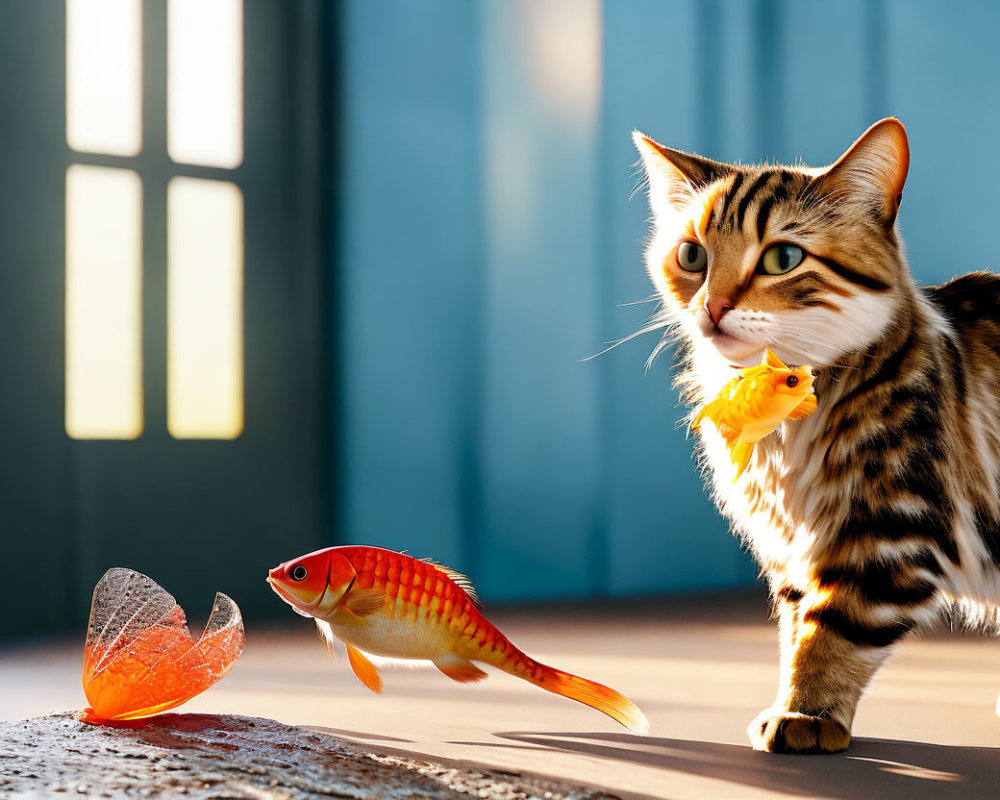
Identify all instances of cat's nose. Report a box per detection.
[704,296,734,328]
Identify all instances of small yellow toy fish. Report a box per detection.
[692,349,817,479]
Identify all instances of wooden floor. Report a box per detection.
[3,593,1000,799]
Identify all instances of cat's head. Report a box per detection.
[633,118,910,369]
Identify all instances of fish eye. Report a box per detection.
[676,241,708,273]
[786,375,799,388]
[290,565,308,581]
[758,243,805,275]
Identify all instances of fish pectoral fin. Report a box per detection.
[433,653,488,684]
[342,588,386,617]
[788,393,817,420]
[345,644,383,694]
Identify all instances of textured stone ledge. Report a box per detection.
[0,713,619,800]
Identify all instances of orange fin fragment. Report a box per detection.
[433,653,488,684]
[730,441,755,480]
[345,643,383,694]
[788,393,817,420]
[764,349,788,369]
[81,568,245,723]
[342,588,386,617]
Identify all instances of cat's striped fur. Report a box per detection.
[635,119,1000,753]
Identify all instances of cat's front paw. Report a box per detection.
[748,709,850,754]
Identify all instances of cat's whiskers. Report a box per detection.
[582,305,676,362]
[645,326,684,374]
[618,294,661,307]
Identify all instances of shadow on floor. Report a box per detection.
[113,715,998,799]
[305,725,415,744]
[480,731,998,799]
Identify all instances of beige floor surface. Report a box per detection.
[3,593,1000,800]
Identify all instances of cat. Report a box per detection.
[633,118,1000,754]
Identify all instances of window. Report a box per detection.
[65,0,245,440]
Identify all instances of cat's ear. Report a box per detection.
[811,118,910,227]
[633,132,730,218]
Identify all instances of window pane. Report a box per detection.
[66,0,142,156]
[167,0,243,168]
[167,177,244,439]
[65,165,143,439]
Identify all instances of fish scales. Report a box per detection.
[341,548,522,665]
[347,548,475,630]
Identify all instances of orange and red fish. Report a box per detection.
[267,546,649,734]
[692,349,817,479]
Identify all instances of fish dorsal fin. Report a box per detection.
[342,587,386,616]
[764,349,787,369]
[421,559,482,607]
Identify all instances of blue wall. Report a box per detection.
[339,1,481,574]
[337,0,994,601]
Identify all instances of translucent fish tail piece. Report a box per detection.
[81,567,245,722]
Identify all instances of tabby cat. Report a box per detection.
[634,118,1000,753]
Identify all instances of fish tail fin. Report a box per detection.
[731,441,755,480]
[691,403,711,431]
[486,642,649,734]
[530,662,649,735]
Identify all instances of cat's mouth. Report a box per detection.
[701,327,765,367]
[708,331,815,372]
[692,306,765,363]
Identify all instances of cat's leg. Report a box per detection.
[748,581,923,754]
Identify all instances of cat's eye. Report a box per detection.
[677,241,707,273]
[759,243,805,275]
